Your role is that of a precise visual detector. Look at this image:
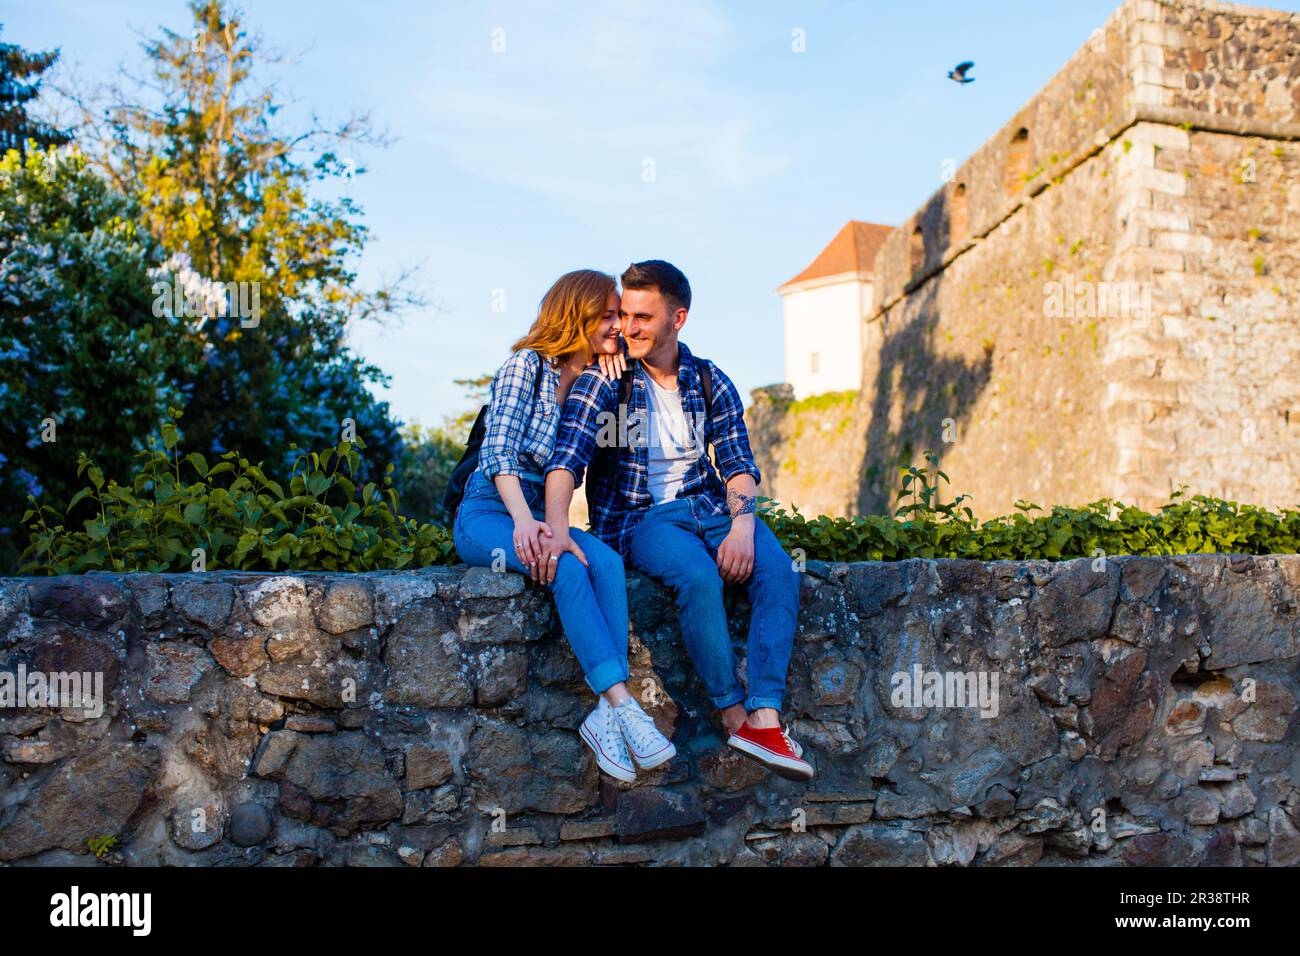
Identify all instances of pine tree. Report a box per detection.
[72,1,418,488]
[0,25,70,153]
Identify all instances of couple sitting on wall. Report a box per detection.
[451,260,811,783]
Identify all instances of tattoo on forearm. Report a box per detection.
[728,490,756,517]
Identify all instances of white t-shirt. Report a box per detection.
[644,374,703,503]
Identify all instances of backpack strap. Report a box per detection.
[617,366,634,408]
[619,357,711,413]
[694,356,713,420]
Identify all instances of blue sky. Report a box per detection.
[10,0,1297,430]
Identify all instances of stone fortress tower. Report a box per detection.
[751,0,1300,520]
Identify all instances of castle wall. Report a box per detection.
[1108,126,1300,507]
[752,0,1300,519]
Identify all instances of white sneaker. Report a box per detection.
[612,698,677,770]
[579,697,636,783]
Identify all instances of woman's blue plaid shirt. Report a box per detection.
[477,347,560,485]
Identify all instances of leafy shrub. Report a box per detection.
[19,408,455,574]
[21,439,1300,575]
[759,451,1300,562]
[392,421,467,527]
[0,145,199,574]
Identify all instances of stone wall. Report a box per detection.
[753,0,1300,519]
[1,555,1298,867]
[747,385,867,519]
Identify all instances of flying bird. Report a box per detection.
[948,61,975,84]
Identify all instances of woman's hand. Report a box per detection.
[512,515,553,580]
[537,527,587,585]
[596,349,627,382]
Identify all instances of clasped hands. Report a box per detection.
[512,515,586,585]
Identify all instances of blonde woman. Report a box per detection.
[452,269,675,782]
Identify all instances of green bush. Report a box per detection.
[19,408,455,575]
[0,145,200,574]
[759,451,1300,562]
[392,421,467,527]
[20,439,1300,576]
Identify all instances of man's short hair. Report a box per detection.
[621,260,691,313]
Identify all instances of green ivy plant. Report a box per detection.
[20,408,455,574]
[22,432,1300,574]
[759,450,1300,563]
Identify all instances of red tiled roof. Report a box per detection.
[778,220,893,291]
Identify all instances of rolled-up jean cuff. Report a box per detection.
[584,658,630,695]
[745,695,784,713]
[711,687,747,710]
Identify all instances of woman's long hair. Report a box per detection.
[510,269,616,360]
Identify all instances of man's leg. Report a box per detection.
[740,518,800,715]
[626,500,746,712]
[692,510,798,728]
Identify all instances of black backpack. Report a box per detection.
[442,404,491,524]
[586,356,713,508]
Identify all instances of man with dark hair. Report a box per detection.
[540,259,811,780]
[620,258,692,312]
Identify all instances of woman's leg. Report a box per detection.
[567,528,629,664]
[564,527,632,705]
[456,502,627,697]
[549,551,629,696]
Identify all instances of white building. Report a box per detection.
[776,220,892,400]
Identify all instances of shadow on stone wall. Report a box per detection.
[856,190,994,515]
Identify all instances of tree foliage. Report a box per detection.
[0,145,197,573]
[0,25,70,153]
[70,0,416,493]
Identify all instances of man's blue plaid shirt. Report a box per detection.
[545,341,762,556]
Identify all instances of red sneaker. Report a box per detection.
[727,723,814,781]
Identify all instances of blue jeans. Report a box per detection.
[626,496,799,713]
[453,469,630,694]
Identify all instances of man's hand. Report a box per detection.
[537,526,587,585]
[512,515,554,582]
[716,518,754,584]
[717,475,759,584]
